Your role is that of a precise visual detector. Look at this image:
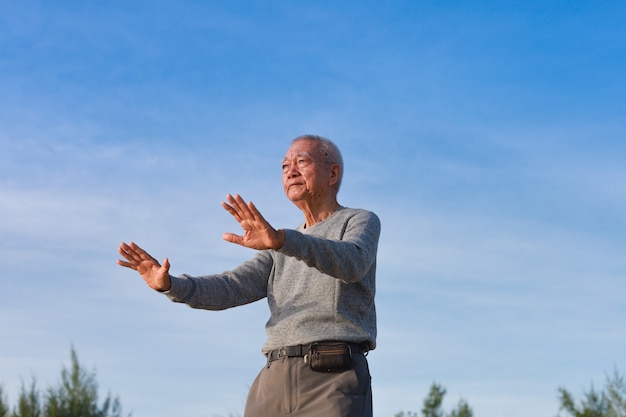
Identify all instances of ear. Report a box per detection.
[328,163,341,187]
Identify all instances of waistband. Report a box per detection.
[266,341,369,364]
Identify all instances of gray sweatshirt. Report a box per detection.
[165,207,381,353]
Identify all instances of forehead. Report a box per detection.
[283,139,321,159]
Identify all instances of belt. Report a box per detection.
[266,342,369,364]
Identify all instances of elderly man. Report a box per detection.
[117,135,381,417]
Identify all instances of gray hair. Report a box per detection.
[292,134,344,191]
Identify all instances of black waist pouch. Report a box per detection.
[306,342,352,373]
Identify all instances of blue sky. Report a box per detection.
[1,1,625,416]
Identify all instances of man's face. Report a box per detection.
[281,139,335,204]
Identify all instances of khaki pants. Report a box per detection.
[244,352,372,417]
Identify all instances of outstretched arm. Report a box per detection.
[117,242,171,291]
[221,194,285,250]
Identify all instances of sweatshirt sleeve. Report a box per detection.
[278,210,381,283]
[164,250,273,310]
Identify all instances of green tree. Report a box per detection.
[422,383,446,417]
[13,380,41,417]
[44,348,127,417]
[448,399,473,417]
[396,383,473,417]
[0,386,10,417]
[0,347,129,417]
[558,369,626,417]
[605,371,626,417]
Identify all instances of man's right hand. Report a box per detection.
[117,242,171,292]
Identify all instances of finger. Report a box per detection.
[118,244,140,263]
[227,194,249,218]
[223,194,244,221]
[222,232,243,245]
[130,242,158,263]
[247,200,266,223]
[119,244,147,266]
[116,259,137,270]
[129,241,148,257]
[119,242,133,255]
[233,194,256,221]
[221,200,241,221]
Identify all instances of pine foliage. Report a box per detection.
[1,347,129,417]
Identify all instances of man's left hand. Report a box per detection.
[221,194,285,250]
